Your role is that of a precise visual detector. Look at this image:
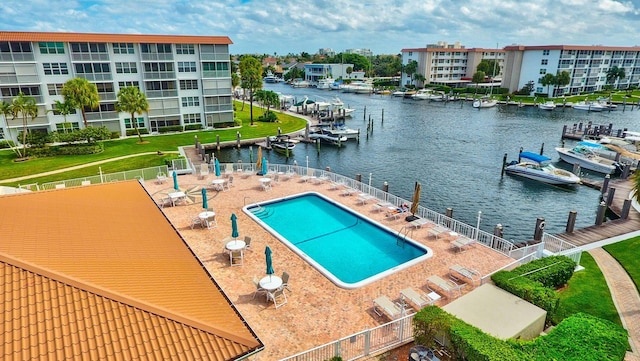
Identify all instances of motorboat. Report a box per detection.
[538,101,556,111]
[555,143,623,174]
[291,78,310,88]
[308,129,348,145]
[411,89,443,101]
[341,82,373,94]
[403,90,417,99]
[329,81,342,90]
[268,135,296,153]
[330,97,355,117]
[316,78,334,90]
[287,96,330,113]
[572,101,605,112]
[263,71,280,83]
[315,123,359,140]
[472,97,498,108]
[505,152,581,185]
[392,90,405,97]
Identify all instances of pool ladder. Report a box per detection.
[396,226,413,247]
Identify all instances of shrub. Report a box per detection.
[27,143,104,157]
[184,124,203,131]
[158,125,184,133]
[491,270,559,316]
[126,128,149,136]
[510,256,576,289]
[110,131,121,139]
[0,140,16,149]
[257,111,278,122]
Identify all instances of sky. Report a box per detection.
[1,0,639,55]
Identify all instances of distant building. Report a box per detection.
[400,41,504,88]
[318,48,335,57]
[303,63,358,85]
[502,44,640,96]
[0,31,233,141]
[345,48,373,58]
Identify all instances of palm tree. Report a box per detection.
[403,60,418,87]
[472,71,486,95]
[632,170,640,203]
[0,100,20,156]
[46,100,75,133]
[606,66,626,90]
[413,73,426,88]
[115,86,149,143]
[239,56,263,126]
[9,92,38,158]
[540,73,556,97]
[62,77,100,128]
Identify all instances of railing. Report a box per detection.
[37,166,168,190]
[541,233,582,265]
[279,313,415,361]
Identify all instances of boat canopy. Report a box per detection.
[578,141,607,149]
[519,152,551,163]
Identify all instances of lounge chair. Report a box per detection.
[426,275,464,298]
[340,187,358,196]
[400,287,441,311]
[450,237,476,253]
[357,193,376,205]
[449,264,481,286]
[408,218,431,229]
[373,295,405,320]
[426,225,447,240]
[300,169,316,182]
[384,206,409,220]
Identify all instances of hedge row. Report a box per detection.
[28,143,104,157]
[508,255,576,289]
[413,306,627,361]
[125,128,150,136]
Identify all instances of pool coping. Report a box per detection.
[243,191,433,289]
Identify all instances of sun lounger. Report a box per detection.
[426,225,447,240]
[373,295,405,320]
[357,193,376,205]
[340,188,358,196]
[449,264,481,286]
[450,237,476,253]
[408,218,431,229]
[385,206,408,220]
[426,275,464,298]
[400,287,440,311]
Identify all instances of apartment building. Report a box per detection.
[0,31,233,140]
[502,45,640,96]
[400,41,504,88]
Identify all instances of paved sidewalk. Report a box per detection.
[589,248,640,361]
[0,151,179,184]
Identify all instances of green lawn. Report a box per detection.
[604,236,640,293]
[552,252,622,326]
[0,102,306,183]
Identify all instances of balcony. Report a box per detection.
[142,72,176,80]
[145,90,178,98]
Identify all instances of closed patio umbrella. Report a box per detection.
[172,171,179,191]
[214,158,221,177]
[410,182,421,215]
[231,213,239,239]
[201,188,208,209]
[255,147,263,173]
[265,245,274,280]
[261,157,268,176]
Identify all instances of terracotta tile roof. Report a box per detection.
[0,31,232,45]
[0,181,262,360]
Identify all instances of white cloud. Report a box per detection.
[0,0,638,54]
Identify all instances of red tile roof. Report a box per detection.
[0,181,261,360]
[0,31,232,45]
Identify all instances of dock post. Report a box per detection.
[355,174,362,188]
[539,143,544,155]
[316,139,321,153]
[601,174,610,194]
[561,125,567,140]
[382,181,389,194]
[216,135,220,151]
[501,153,508,177]
[566,211,577,233]
[381,109,384,124]
[363,106,366,121]
[445,208,454,228]
[493,224,503,238]
[621,199,632,219]
[621,164,631,179]
[596,201,607,225]
[518,147,523,162]
[236,131,241,149]
[605,187,616,206]
[266,136,271,148]
[533,218,545,241]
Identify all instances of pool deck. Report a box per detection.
[144,171,515,360]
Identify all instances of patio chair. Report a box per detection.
[156,172,168,184]
[190,216,203,230]
[281,271,291,292]
[156,197,172,209]
[224,163,234,177]
[426,275,464,298]
[373,295,405,320]
[268,288,288,309]
[198,164,210,180]
[229,250,244,267]
[243,236,252,251]
[340,187,358,196]
[252,276,269,300]
[204,214,217,229]
[400,287,440,311]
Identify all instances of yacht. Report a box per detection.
[330,97,355,117]
[411,89,443,101]
[291,78,310,88]
[572,101,605,112]
[473,97,498,108]
[538,101,556,111]
[505,152,581,186]
[316,78,334,90]
[555,143,623,174]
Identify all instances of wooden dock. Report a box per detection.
[561,122,630,141]
[553,179,640,247]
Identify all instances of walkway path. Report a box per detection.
[0,151,179,184]
[589,248,640,361]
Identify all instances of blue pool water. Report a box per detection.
[243,192,432,289]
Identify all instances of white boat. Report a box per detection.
[538,101,556,111]
[392,90,405,97]
[342,82,373,94]
[411,89,443,101]
[291,78,310,88]
[309,129,347,145]
[263,71,280,83]
[555,143,623,174]
[572,101,605,112]
[287,96,330,113]
[315,124,359,140]
[473,97,498,108]
[505,152,581,185]
[329,81,342,90]
[597,100,617,110]
[268,135,296,153]
[316,78,334,90]
[330,97,355,117]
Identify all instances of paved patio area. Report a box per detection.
[144,170,514,360]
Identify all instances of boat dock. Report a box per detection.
[561,122,630,141]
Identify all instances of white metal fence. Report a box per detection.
[26,166,169,191]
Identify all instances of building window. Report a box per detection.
[39,42,65,54]
[55,122,80,131]
[47,83,64,96]
[539,69,547,75]
[181,96,200,107]
[140,43,172,54]
[74,63,110,74]
[543,49,550,56]
[183,113,201,124]
[541,59,548,65]
[112,43,134,54]
[43,63,69,75]
[124,117,145,129]
[176,44,195,54]
[179,79,199,90]
[408,52,413,56]
[71,42,108,53]
[50,103,77,116]
[536,87,543,93]
[178,61,197,72]
[115,62,137,74]
[118,81,140,88]
[0,42,32,53]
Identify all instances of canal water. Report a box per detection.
[215,83,640,243]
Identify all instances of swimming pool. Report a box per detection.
[243,192,433,289]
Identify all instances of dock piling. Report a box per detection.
[533,217,545,241]
[596,201,607,226]
[566,211,577,233]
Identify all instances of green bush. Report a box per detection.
[257,111,278,122]
[184,124,203,131]
[0,140,16,149]
[28,143,104,157]
[125,128,149,136]
[510,256,576,289]
[158,125,184,133]
[492,271,559,317]
[110,131,121,139]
